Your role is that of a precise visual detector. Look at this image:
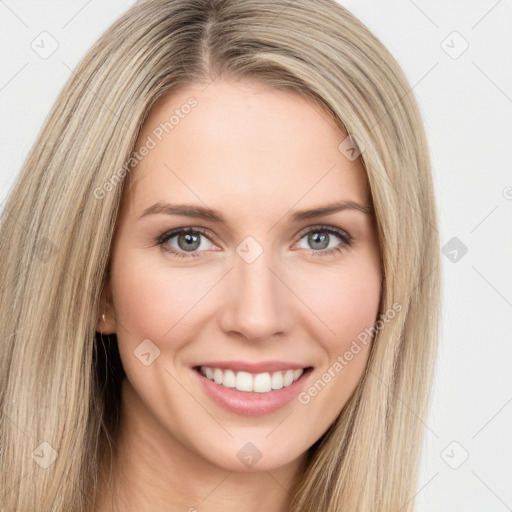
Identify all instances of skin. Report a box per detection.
[95,79,382,512]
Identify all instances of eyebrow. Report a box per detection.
[139,200,373,224]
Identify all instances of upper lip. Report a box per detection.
[193,360,312,374]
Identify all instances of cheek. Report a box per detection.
[331,271,380,340]
[295,257,382,347]
[293,261,381,431]
[110,251,198,343]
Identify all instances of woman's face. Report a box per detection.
[101,79,382,472]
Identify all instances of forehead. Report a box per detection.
[121,80,370,220]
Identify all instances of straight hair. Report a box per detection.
[0,0,440,509]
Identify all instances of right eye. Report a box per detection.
[156,227,217,259]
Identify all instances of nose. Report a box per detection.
[216,247,294,342]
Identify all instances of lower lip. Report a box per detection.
[192,367,313,416]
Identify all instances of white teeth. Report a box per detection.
[253,372,272,393]
[213,368,223,384]
[199,366,305,393]
[271,371,284,390]
[236,371,253,392]
[283,369,294,387]
[222,369,236,388]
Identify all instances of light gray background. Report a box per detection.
[1,1,511,510]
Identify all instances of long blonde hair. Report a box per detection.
[0,0,440,510]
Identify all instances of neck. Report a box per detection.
[93,378,308,512]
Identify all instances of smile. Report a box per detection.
[198,366,305,393]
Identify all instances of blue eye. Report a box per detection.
[296,225,352,257]
[156,227,214,259]
[156,225,352,259]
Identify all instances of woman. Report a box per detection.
[0,0,440,510]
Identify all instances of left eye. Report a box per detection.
[295,226,352,256]
[292,226,352,256]
[156,225,352,259]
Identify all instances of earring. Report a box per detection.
[102,313,106,322]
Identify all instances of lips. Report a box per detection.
[192,364,314,415]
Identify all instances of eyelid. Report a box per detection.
[294,223,353,246]
[155,226,219,246]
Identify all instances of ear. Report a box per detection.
[96,277,117,335]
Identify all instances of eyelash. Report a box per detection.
[155,225,353,260]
